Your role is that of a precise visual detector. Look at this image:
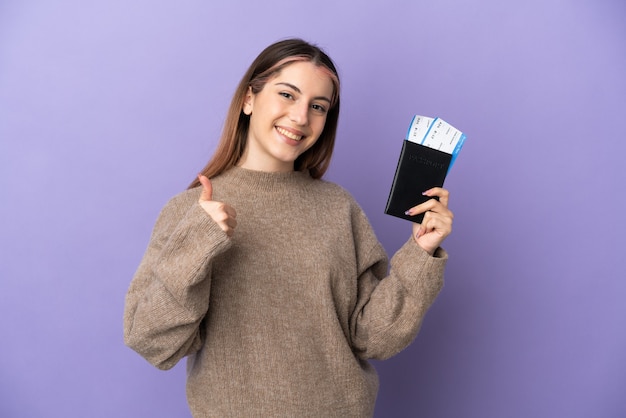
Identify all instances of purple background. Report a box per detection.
[1,0,625,417]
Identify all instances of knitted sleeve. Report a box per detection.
[123,191,231,370]
[349,207,447,361]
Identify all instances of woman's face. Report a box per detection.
[238,61,334,173]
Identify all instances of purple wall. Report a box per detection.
[1,1,625,417]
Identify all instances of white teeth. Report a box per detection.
[277,127,303,141]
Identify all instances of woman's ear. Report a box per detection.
[243,87,254,115]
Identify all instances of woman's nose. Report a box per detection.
[289,102,309,126]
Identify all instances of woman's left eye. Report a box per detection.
[311,103,327,113]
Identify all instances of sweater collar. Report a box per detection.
[218,166,313,193]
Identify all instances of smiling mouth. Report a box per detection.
[276,126,303,141]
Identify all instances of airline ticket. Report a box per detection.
[405,115,466,172]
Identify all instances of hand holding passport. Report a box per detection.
[385,116,466,223]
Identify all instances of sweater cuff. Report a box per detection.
[390,237,447,293]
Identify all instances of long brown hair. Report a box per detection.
[189,39,341,189]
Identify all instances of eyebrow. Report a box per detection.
[275,82,331,103]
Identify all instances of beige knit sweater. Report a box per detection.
[124,167,446,417]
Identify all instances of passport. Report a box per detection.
[384,116,465,223]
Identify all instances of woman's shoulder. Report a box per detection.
[311,178,368,216]
[314,178,358,201]
[313,178,382,250]
[168,186,201,205]
[156,187,201,218]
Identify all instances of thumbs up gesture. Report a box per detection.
[197,174,237,237]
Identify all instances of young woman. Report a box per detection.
[124,38,453,417]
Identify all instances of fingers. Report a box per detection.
[405,187,451,218]
[406,188,453,254]
[198,174,213,202]
[208,202,238,236]
[422,187,450,207]
[414,210,453,238]
[411,208,454,255]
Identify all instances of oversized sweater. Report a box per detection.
[124,167,446,417]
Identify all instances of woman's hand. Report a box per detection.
[198,175,237,237]
[406,187,453,255]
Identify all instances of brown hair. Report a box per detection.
[189,39,341,188]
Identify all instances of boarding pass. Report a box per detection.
[406,115,466,171]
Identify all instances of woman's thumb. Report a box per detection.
[198,174,213,201]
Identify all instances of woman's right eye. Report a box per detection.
[279,92,294,100]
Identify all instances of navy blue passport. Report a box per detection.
[384,140,451,223]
